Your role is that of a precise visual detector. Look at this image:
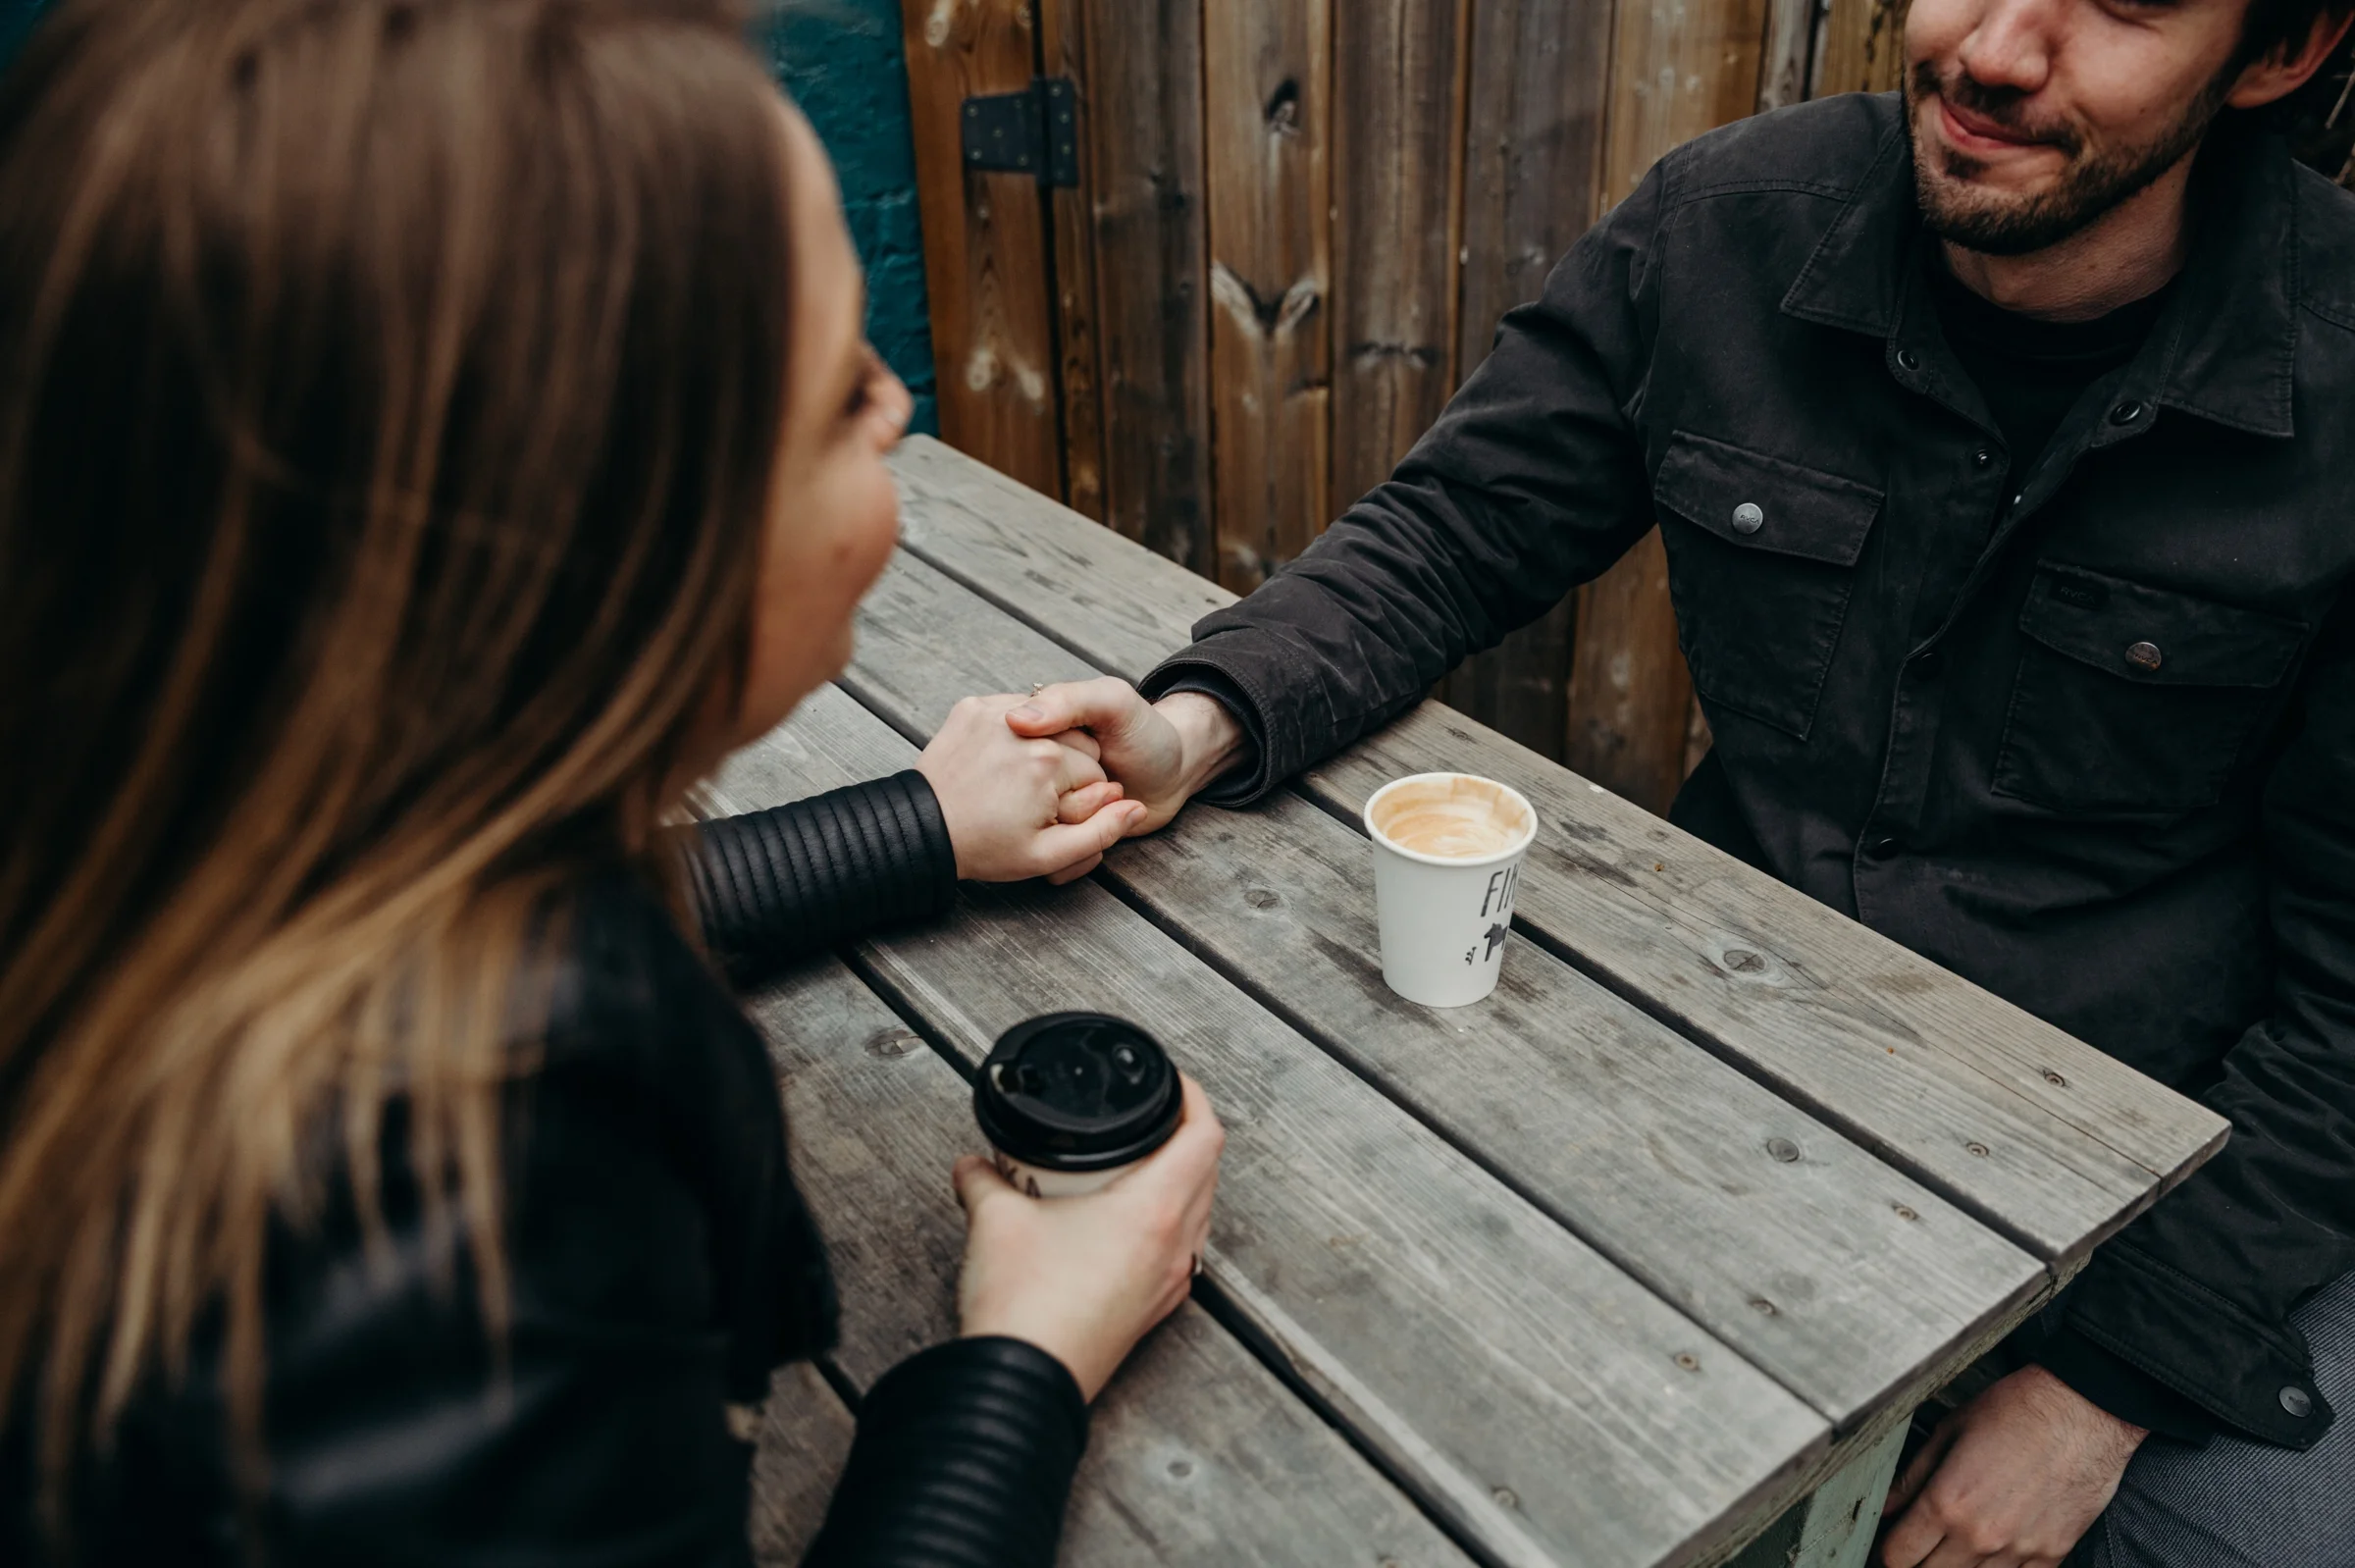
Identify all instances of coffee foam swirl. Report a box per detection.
[1369,774,1533,860]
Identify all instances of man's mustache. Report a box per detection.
[1910,61,2084,157]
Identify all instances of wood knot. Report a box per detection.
[1265,78,1301,133]
[1244,888,1282,910]
[864,1029,920,1060]
[1722,948,1765,972]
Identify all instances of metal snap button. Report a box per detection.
[2125,641,2163,672]
[1865,835,1900,861]
[2110,398,2146,426]
[1897,347,1921,372]
[2282,1385,2314,1418]
[1732,501,1764,535]
[1972,447,1995,469]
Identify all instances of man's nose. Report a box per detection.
[1956,0,2056,95]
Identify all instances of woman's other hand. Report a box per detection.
[952,1075,1226,1402]
[916,694,1148,885]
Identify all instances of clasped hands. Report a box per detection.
[913,678,1242,886]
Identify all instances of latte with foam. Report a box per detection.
[1369,774,1533,860]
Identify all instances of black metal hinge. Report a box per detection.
[961,77,1078,187]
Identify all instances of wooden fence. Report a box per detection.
[898,0,1905,813]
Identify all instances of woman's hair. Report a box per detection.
[0,0,794,1502]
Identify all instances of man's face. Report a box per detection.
[1904,0,2256,253]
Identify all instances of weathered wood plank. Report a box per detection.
[878,437,2229,1266]
[1329,0,1469,510]
[1598,0,1772,211]
[1565,528,1695,813]
[1575,0,1776,813]
[1071,0,1216,577]
[717,685,1830,1568]
[749,1362,856,1567]
[1810,0,1908,99]
[1037,0,1110,521]
[1203,0,1332,593]
[835,549,2050,1433]
[729,954,1473,1566]
[1454,0,1611,386]
[897,0,1062,494]
[1755,0,1823,112]
[1436,0,1614,759]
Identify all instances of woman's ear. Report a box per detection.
[2226,9,2355,109]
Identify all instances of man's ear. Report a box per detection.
[2226,7,2355,109]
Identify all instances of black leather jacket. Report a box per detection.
[4,771,1085,1566]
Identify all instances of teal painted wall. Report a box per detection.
[761,2,940,435]
[0,0,939,435]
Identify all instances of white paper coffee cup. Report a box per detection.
[989,1148,1135,1199]
[1363,772,1539,1008]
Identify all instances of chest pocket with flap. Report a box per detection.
[1652,431,1884,739]
[1993,563,2308,815]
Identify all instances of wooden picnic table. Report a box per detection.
[719,437,2228,1568]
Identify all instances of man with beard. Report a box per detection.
[1002,0,2355,1561]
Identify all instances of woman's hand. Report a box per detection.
[916,694,1148,884]
[952,1075,1226,1401]
[1005,680,1248,834]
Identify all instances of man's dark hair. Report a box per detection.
[2242,0,2355,67]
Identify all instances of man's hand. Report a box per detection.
[916,694,1147,885]
[1005,679,1248,833]
[1879,1365,2146,1568]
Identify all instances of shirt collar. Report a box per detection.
[1780,115,2300,439]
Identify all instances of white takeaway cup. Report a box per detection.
[1363,772,1540,1008]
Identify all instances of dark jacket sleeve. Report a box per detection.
[1137,155,1670,804]
[2057,592,2355,1448]
[684,771,958,982]
[803,1338,1088,1568]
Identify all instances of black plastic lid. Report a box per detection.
[972,1013,1180,1173]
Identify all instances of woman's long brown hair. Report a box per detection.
[0,0,793,1505]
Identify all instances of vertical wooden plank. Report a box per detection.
[1202,0,1333,592]
[1757,0,1823,110]
[1596,0,1771,216]
[1035,0,1110,521]
[898,0,1062,496]
[1452,0,1613,382]
[1329,0,1469,510]
[1436,0,1616,759]
[1566,530,1693,810]
[1568,0,1768,812]
[1077,0,1218,578]
[1811,0,1909,97]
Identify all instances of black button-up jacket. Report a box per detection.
[1142,92,2355,1448]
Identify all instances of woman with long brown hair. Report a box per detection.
[0,1,1224,1562]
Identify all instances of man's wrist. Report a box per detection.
[1156,691,1249,798]
[2024,1363,2150,1455]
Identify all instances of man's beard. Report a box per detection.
[1906,61,2232,256]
